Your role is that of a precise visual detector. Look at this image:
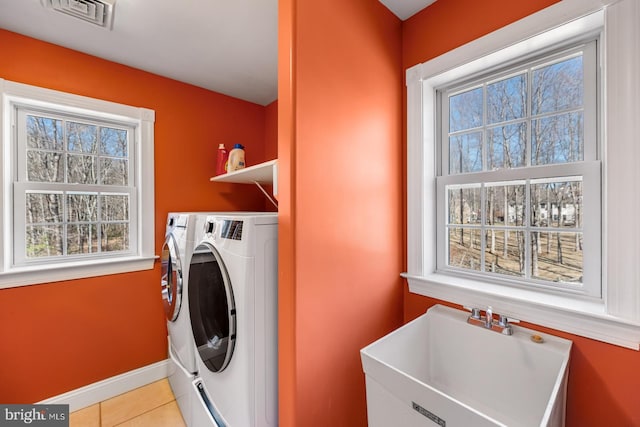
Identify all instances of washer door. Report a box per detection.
[189,242,236,373]
[160,233,183,321]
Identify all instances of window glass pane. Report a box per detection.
[100,158,129,185]
[532,112,584,165]
[67,194,98,222]
[447,186,481,224]
[100,127,128,157]
[68,154,98,184]
[530,231,582,283]
[448,227,481,271]
[100,194,129,221]
[26,192,64,223]
[23,192,134,257]
[26,225,63,258]
[487,73,527,124]
[27,150,65,182]
[530,179,582,227]
[25,188,63,258]
[101,223,129,252]
[484,229,525,277]
[67,224,98,255]
[67,122,98,153]
[26,115,63,150]
[449,87,483,132]
[532,55,583,115]
[449,132,482,174]
[487,122,527,169]
[485,183,525,226]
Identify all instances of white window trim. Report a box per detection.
[404,0,640,349]
[0,79,156,288]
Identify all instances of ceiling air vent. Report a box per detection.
[41,0,116,29]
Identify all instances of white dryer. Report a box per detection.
[188,213,278,427]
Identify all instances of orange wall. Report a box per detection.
[278,0,404,425]
[403,1,640,426]
[264,100,278,161]
[403,0,558,67]
[0,30,270,403]
[277,0,297,423]
[261,100,278,212]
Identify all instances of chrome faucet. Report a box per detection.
[465,306,515,335]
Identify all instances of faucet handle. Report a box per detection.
[498,314,520,327]
[498,315,509,327]
[463,306,481,319]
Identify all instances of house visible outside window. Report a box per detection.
[437,41,600,298]
[404,0,640,349]
[1,80,155,288]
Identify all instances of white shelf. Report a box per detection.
[210,159,278,209]
[210,159,277,185]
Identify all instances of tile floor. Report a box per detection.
[69,379,186,427]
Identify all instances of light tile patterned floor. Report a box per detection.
[69,379,186,427]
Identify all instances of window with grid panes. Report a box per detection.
[1,79,155,288]
[436,41,601,297]
[404,0,640,349]
[14,109,135,264]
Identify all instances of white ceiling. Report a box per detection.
[0,0,434,107]
[379,0,436,20]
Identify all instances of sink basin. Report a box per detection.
[361,304,572,427]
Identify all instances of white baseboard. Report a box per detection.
[37,359,170,412]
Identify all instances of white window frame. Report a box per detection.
[404,0,640,349]
[0,79,156,288]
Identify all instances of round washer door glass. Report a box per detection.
[160,233,182,321]
[189,243,236,373]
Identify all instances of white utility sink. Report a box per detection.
[361,304,572,427]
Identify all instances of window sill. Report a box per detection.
[0,256,157,289]
[402,272,640,350]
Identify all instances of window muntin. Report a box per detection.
[437,41,599,297]
[14,108,136,265]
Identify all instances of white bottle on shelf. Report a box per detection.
[227,144,246,172]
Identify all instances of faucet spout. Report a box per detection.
[485,307,493,328]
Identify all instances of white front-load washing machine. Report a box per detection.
[188,213,278,427]
[161,212,218,426]
[162,213,196,425]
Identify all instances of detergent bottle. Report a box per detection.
[215,143,228,175]
[227,144,246,171]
